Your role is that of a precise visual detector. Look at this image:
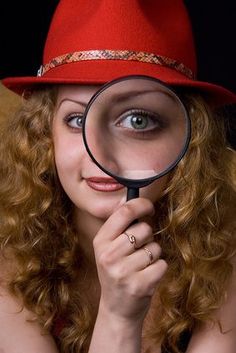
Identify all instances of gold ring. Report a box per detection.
[124,232,137,248]
[143,247,154,266]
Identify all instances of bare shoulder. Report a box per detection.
[186,254,236,353]
[0,254,58,353]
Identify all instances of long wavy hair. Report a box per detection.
[0,86,235,353]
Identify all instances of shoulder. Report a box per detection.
[0,289,58,352]
[186,254,236,352]
[0,254,58,352]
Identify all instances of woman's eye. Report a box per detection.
[65,114,84,129]
[116,110,162,131]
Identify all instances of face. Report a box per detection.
[52,84,169,221]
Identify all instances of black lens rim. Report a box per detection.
[82,74,191,189]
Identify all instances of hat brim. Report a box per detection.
[2,60,236,107]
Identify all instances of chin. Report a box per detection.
[73,192,127,221]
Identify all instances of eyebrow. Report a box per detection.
[110,89,176,105]
[56,98,87,112]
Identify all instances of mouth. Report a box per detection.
[85,177,124,192]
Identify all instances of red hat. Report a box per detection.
[2,0,236,107]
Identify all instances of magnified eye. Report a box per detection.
[116,109,162,131]
[65,113,84,129]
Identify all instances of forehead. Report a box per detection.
[56,84,102,103]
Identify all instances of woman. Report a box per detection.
[1,1,236,352]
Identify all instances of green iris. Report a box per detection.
[130,115,148,129]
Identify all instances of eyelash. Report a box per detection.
[63,113,84,131]
[115,109,165,137]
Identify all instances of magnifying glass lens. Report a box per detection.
[83,76,190,184]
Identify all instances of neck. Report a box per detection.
[73,208,105,267]
[72,209,103,317]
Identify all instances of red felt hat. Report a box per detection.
[2,0,236,107]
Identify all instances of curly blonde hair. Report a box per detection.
[0,87,235,353]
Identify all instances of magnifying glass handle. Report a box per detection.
[126,187,139,226]
[126,187,139,201]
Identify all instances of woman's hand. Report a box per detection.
[93,197,168,324]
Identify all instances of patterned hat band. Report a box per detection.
[37,49,194,79]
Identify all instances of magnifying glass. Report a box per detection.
[82,75,191,201]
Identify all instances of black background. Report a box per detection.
[0,1,235,145]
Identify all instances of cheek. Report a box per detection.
[53,127,84,176]
[55,150,75,177]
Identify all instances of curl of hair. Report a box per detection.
[147,93,236,352]
[0,88,92,352]
[0,88,235,353]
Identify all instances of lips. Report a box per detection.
[85,177,124,192]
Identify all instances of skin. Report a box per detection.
[0,84,235,353]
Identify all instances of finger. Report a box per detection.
[133,259,168,297]
[93,223,154,266]
[124,241,162,272]
[124,222,154,250]
[109,222,154,259]
[96,198,155,242]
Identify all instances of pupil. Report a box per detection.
[131,115,147,129]
[77,117,83,126]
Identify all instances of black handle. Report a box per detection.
[126,187,139,226]
[126,187,139,201]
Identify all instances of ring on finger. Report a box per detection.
[124,231,137,249]
[143,247,154,267]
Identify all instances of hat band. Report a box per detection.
[37,50,194,79]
